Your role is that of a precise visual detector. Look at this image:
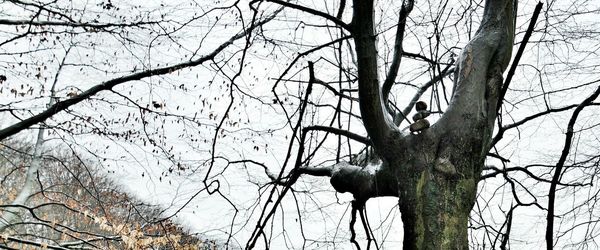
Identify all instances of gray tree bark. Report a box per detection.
[328,0,517,248]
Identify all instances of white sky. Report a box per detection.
[1,0,600,249]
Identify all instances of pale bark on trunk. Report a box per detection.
[0,51,67,233]
[329,0,516,248]
[0,128,44,233]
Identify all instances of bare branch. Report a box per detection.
[546,86,600,249]
[257,0,352,31]
[492,102,600,147]
[304,125,371,146]
[497,2,544,112]
[351,0,396,150]
[381,0,414,106]
[0,12,279,140]
[0,19,158,28]
[396,65,454,125]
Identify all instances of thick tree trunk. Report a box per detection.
[399,171,476,249]
[345,0,516,248]
[394,132,486,249]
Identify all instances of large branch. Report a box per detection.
[435,0,516,136]
[299,161,397,201]
[0,12,279,141]
[351,0,396,150]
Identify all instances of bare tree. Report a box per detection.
[0,141,212,249]
[1,0,600,249]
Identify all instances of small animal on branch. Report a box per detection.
[409,101,430,133]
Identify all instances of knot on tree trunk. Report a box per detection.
[434,157,458,178]
[330,162,375,201]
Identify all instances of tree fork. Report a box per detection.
[346,0,517,248]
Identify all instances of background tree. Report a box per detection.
[0,140,213,249]
[1,0,599,249]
